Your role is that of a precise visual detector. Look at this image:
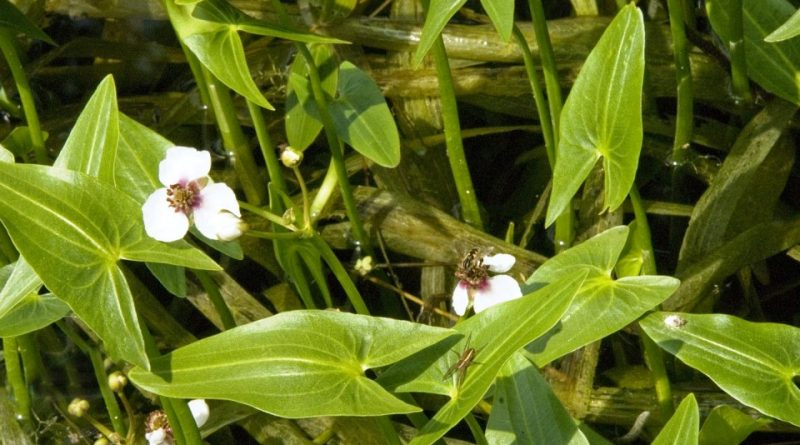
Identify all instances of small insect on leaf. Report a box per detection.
[443,333,479,388]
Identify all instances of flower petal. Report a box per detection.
[142,188,190,242]
[197,182,241,215]
[188,399,209,428]
[194,183,243,240]
[145,428,168,445]
[473,274,522,313]
[451,282,471,316]
[159,146,211,186]
[482,253,516,273]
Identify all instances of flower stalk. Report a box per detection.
[0,29,47,163]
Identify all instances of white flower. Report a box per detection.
[452,251,522,316]
[142,147,243,242]
[145,399,209,445]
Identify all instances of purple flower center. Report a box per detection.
[166,181,202,215]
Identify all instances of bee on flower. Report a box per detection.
[451,248,522,316]
[142,146,245,242]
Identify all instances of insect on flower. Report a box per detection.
[452,248,522,316]
[443,333,479,388]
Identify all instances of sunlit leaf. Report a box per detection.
[524,226,680,366]
[652,394,699,445]
[0,258,41,320]
[698,405,768,445]
[378,273,586,444]
[192,0,344,43]
[481,0,515,42]
[54,75,119,184]
[0,164,220,368]
[487,352,589,445]
[0,293,69,337]
[414,0,468,65]
[546,4,645,226]
[641,312,800,427]
[129,310,453,417]
[765,7,800,42]
[329,62,401,168]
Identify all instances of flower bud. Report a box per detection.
[68,398,90,417]
[280,146,303,168]
[107,371,127,392]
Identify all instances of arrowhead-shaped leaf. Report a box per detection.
[641,312,800,427]
[129,310,453,417]
[546,4,645,226]
[329,62,401,168]
[0,164,219,368]
[524,226,680,366]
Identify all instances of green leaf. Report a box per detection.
[129,310,453,417]
[54,75,119,184]
[480,0,515,42]
[414,0,468,64]
[667,215,800,312]
[192,0,345,44]
[0,164,219,368]
[0,143,13,163]
[524,226,680,366]
[146,262,186,298]
[116,113,171,202]
[329,62,401,168]
[706,0,800,104]
[698,405,768,445]
[641,312,800,427]
[0,0,55,44]
[679,99,797,266]
[165,1,272,109]
[545,4,645,226]
[379,273,586,445]
[0,258,42,319]
[765,7,800,42]
[0,293,69,337]
[285,44,338,151]
[652,394,699,445]
[1,126,47,161]
[487,352,589,445]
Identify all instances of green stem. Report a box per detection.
[629,187,673,418]
[160,397,186,445]
[728,0,751,102]
[526,0,573,250]
[0,30,47,163]
[526,0,562,141]
[246,100,288,197]
[57,321,126,435]
[201,69,265,205]
[428,34,484,230]
[311,236,370,315]
[170,398,204,445]
[87,348,126,435]
[511,26,555,166]
[464,413,488,445]
[375,416,402,445]
[667,0,694,159]
[239,201,293,228]
[296,43,373,252]
[245,230,306,240]
[194,270,236,330]
[3,337,31,425]
[308,162,338,222]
